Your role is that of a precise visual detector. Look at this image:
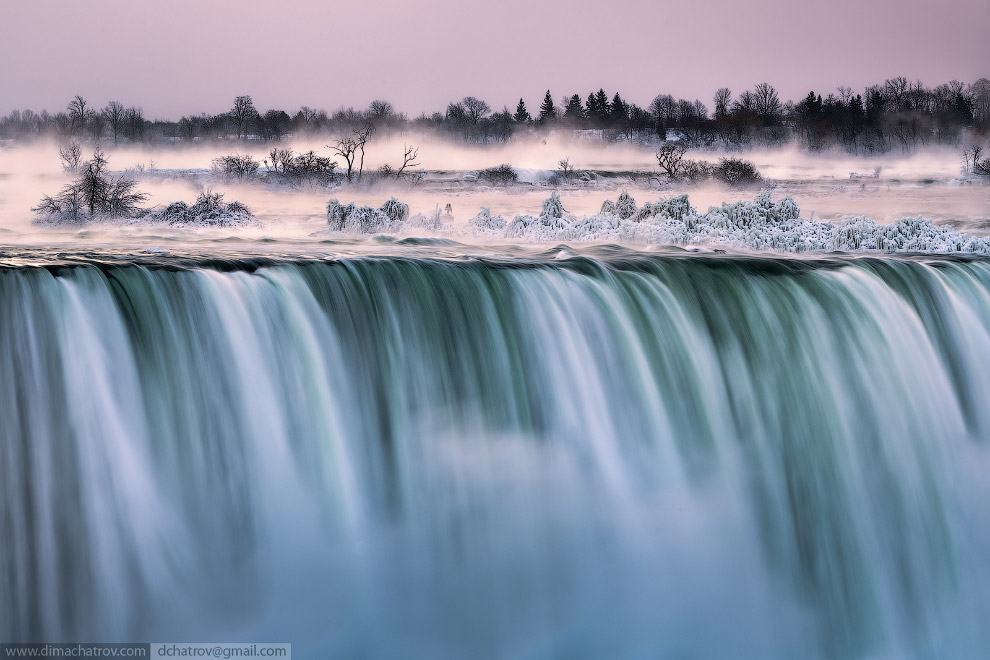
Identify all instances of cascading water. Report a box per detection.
[1,253,988,659]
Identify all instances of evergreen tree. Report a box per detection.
[538,90,556,124]
[595,89,611,118]
[586,93,600,123]
[564,94,585,122]
[514,98,531,123]
[610,92,628,125]
[848,94,865,125]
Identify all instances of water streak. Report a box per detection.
[1,254,988,659]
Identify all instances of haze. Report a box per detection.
[1,0,987,118]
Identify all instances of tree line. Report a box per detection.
[2,77,988,153]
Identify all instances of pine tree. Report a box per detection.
[595,89,611,117]
[610,92,628,125]
[514,98,531,123]
[564,94,585,122]
[538,90,556,124]
[585,93,600,122]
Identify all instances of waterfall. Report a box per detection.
[2,254,988,659]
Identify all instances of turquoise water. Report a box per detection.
[1,252,988,658]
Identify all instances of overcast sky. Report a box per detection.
[1,0,987,119]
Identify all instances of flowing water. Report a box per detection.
[1,249,989,659]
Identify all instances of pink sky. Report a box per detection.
[1,0,987,118]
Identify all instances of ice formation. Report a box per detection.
[326,197,410,233]
[321,191,989,255]
[491,191,990,254]
[143,192,255,227]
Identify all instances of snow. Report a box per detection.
[464,190,990,255]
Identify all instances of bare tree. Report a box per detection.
[355,122,375,182]
[964,145,984,174]
[395,144,420,176]
[884,76,909,111]
[462,96,491,123]
[369,100,394,120]
[59,142,82,173]
[230,95,258,140]
[650,94,676,126]
[558,156,574,180]
[379,144,421,178]
[329,136,359,183]
[268,147,294,173]
[970,78,990,125]
[67,96,89,136]
[655,142,688,179]
[103,101,125,144]
[753,83,781,120]
[87,112,106,142]
[123,107,145,141]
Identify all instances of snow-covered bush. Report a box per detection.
[326,199,355,230]
[468,207,506,232]
[142,191,255,227]
[833,217,878,250]
[637,194,694,222]
[615,189,637,219]
[326,197,411,233]
[541,192,566,219]
[456,190,990,255]
[379,197,410,224]
[505,212,571,239]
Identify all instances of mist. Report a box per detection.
[2,134,985,250]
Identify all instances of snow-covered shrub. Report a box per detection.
[505,212,571,239]
[326,199,355,230]
[600,199,618,215]
[326,197,410,233]
[379,197,410,224]
[408,211,444,230]
[615,189,637,219]
[468,207,506,232]
[158,201,190,224]
[142,191,254,227]
[541,192,566,219]
[637,194,694,222]
[833,217,878,251]
[347,206,393,233]
[454,190,990,256]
